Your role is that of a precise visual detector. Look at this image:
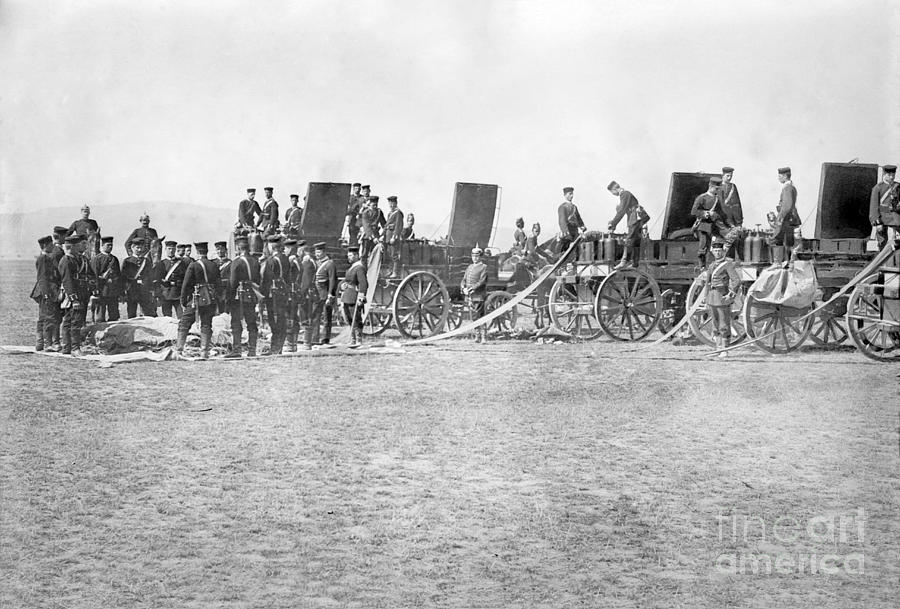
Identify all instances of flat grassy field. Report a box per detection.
[1,260,898,608]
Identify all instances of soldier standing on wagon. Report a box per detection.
[344,183,363,246]
[608,181,650,270]
[557,187,585,257]
[91,236,121,322]
[237,188,262,233]
[175,242,221,360]
[870,164,899,250]
[384,196,404,278]
[260,186,280,237]
[359,194,386,265]
[690,176,730,269]
[461,245,489,344]
[122,239,157,318]
[698,237,741,356]
[718,167,744,259]
[284,194,304,238]
[31,236,59,351]
[769,167,801,269]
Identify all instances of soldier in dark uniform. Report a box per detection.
[344,183,363,246]
[341,246,368,346]
[261,234,290,355]
[237,188,262,232]
[213,241,232,315]
[690,177,731,269]
[309,242,338,345]
[260,187,280,237]
[461,246,489,344]
[512,217,527,253]
[68,204,101,259]
[227,235,262,358]
[557,187,585,257]
[58,235,93,354]
[359,195,386,264]
[51,226,68,264]
[155,240,184,318]
[175,242,221,360]
[284,194,304,238]
[182,243,195,263]
[91,236,121,322]
[384,195,404,278]
[870,164,899,250]
[125,213,159,255]
[31,236,59,351]
[298,241,317,349]
[770,167,801,268]
[121,238,157,317]
[718,167,744,258]
[608,181,651,270]
[698,237,741,355]
[283,238,302,351]
[47,226,69,349]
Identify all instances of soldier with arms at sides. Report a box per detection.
[260,186,280,237]
[718,166,744,259]
[227,235,263,358]
[769,167,801,269]
[47,226,70,349]
[283,238,303,352]
[344,183,363,246]
[261,234,291,355]
[91,236,121,322]
[608,180,651,270]
[359,194,386,265]
[122,238,158,318]
[340,246,368,346]
[384,195,404,278]
[58,235,94,355]
[31,235,59,351]
[557,186,585,258]
[298,241,318,349]
[175,242,221,360]
[213,241,232,315]
[870,164,899,250]
[461,245,489,344]
[284,194,304,238]
[698,237,741,356]
[155,240,185,319]
[309,242,338,346]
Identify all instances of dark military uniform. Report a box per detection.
[308,251,338,345]
[359,200,386,263]
[125,226,159,253]
[31,241,60,350]
[284,203,304,238]
[285,251,306,350]
[341,258,368,344]
[298,253,318,348]
[870,174,899,250]
[260,196,280,236]
[557,199,584,255]
[91,248,122,322]
[262,250,290,354]
[237,197,262,230]
[346,193,363,246]
[229,252,262,356]
[177,253,221,359]
[773,175,800,254]
[155,255,186,318]
[384,202,404,278]
[610,188,650,267]
[461,254,488,342]
[214,254,232,315]
[691,185,732,266]
[58,249,93,353]
[122,252,157,317]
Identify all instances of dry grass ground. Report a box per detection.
[1,260,898,608]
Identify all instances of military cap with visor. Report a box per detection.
[38,235,53,247]
[883,165,897,174]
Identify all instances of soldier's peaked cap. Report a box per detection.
[883,165,897,173]
[346,245,359,253]
[296,239,307,247]
[266,234,283,243]
[313,241,327,249]
[361,184,371,190]
[607,181,620,191]
[265,186,274,191]
[129,237,145,245]
[247,187,256,193]
[283,238,298,246]
[290,193,300,199]
[387,195,398,202]
[709,176,723,185]
[721,166,735,174]
[38,235,53,247]
[194,241,209,250]
[164,240,177,246]
[369,195,380,203]
[352,182,361,187]
[777,166,791,174]
[710,237,724,248]
[53,226,69,234]
[214,241,228,248]
[563,186,574,194]
[101,236,114,243]
[177,243,189,248]
[64,235,81,244]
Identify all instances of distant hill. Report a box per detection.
[0,202,236,258]
[0,201,445,258]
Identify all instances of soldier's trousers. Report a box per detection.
[61,305,87,353]
[307,299,332,344]
[698,220,732,256]
[359,237,375,265]
[348,227,360,247]
[93,297,120,323]
[343,302,364,330]
[387,242,401,275]
[161,299,183,319]
[708,304,732,339]
[36,298,57,348]
[264,293,288,353]
[230,299,259,353]
[126,288,157,318]
[178,304,215,344]
[874,224,898,250]
[771,223,795,249]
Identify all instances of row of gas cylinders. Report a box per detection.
[577,230,776,264]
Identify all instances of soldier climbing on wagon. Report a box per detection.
[607,180,650,270]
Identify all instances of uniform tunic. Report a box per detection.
[91,251,121,322]
[178,257,221,337]
[557,201,584,254]
[461,260,488,319]
[718,182,744,227]
[237,198,262,228]
[58,253,92,351]
[229,254,262,339]
[610,190,650,248]
[125,227,159,252]
[261,198,280,234]
[870,181,900,249]
[703,257,741,339]
[121,254,157,317]
[341,260,368,329]
[32,253,60,346]
[311,256,338,343]
[774,181,800,248]
[262,252,291,352]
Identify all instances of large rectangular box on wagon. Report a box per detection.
[447,182,499,248]
[814,163,878,239]
[302,182,351,240]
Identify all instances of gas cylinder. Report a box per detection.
[602,233,617,263]
[743,229,754,262]
[248,230,264,256]
[750,230,763,262]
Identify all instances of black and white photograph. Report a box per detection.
[1,0,898,606]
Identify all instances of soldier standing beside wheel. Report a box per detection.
[341,246,368,346]
[870,164,899,250]
[608,180,650,270]
[384,196,404,278]
[557,187,585,257]
[698,237,741,356]
[175,242,221,360]
[461,246,489,344]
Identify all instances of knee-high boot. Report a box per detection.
[200,328,211,360]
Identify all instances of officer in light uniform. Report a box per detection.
[461,246,489,344]
[870,164,899,249]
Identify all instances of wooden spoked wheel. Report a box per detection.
[741,295,813,353]
[809,291,849,347]
[361,279,394,337]
[685,277,746,347]
[392,271,450,339]
[845,273,900,361]
[484,291,518,333]
[594,269,662,341]
[548,277,604,340]
[446,302,465,331]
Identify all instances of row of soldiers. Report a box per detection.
[30,230,370,357]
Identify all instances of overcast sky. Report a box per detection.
[2,0,898,241]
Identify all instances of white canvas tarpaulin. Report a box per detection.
[747,261,817,309]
